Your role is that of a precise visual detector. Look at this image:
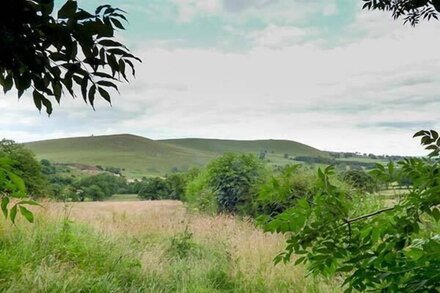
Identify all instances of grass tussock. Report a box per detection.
[0,201,340,292]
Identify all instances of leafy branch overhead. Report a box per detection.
[362,0,440,25]
[263,131,440,292]
[0,0,141,114]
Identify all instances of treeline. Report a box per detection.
[294,155,377,169]
[328,151,405,161]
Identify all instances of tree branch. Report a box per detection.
[345,207,395,224]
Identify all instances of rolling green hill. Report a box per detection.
[26,134,328,178]
[161,138,326,157]
[26,134,217,177]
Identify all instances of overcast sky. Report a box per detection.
[1,0,439,155]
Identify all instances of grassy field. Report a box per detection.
[25,134,329,178]
[0,201,340,292]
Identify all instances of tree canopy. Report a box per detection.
[0,0,140,114]
[362,0,440,25]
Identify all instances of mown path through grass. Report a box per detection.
[0,200,340,292]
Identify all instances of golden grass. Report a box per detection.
[31,200,340,292]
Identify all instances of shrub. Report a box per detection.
[165,173,189,200]
[138,177,170,200]
[166,228,199,259]
[258,165,316,217]
[71,174,128,201]
[206,153,264,214]
[84,185,105,201]
[184,171,217,213]
[342,169,378,193]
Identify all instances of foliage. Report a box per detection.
[0,140,48,197]
[166,228,199,259]
[137,177,171,200]
[84,184,105,201]
[165,172,190,200]
[206,153,264,214]
[342,169,378,193]
[258,165,316,217]
[362,0,440,26]
[72,173,128,201]
[295,155,377,169]
[263,131,440,292]
[0,0,140,114]
[184,170,217,213]
[0,153,39,224]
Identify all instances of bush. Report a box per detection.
[342,169,378,193]
[84,185,105,201]
[138,177,170,200]
[184,171,217,213]
[258,165,316,217]
[206,153,264,214]
[166,228,200,259]
[72,174,128,201]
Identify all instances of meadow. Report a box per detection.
[0,200,339,292]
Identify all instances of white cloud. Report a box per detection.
[172,0,222,22]
[2,4,440,156]
[249,25,312,48]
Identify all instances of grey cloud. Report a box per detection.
[392,76,436,88]
[357,120,435,130]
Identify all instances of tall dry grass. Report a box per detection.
[0,200,341,292]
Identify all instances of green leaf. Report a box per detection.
[3,74,13,94]
[7,170,26,192]
[413,130,428,138]
[33,90,43,111]
[1,196,9,218]
[98,39,127,49]
[19,206,34,223]
[88,84,96,107]
[98,87,111,103]
[41,96,53,115]
[10,205,17,224]
[58,0,78,19]
[432,208,440,222]
[96,5,111,15]
[294,256,306,265]
[17,200,41,207]
[111,18,125,30]
[97,80,119,92]
[81,77,89,102]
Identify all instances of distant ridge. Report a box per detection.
[25,134,327,178]
[160,138,325,157]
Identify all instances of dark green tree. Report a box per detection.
[342,169,378,193]
[0,0,140,114]
[0,140,47,197]
[0,151,39,223]
[138,177,171,200]
[206,153,264,214]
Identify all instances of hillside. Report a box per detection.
[26,134,217,177]
[26,134,328,177]
[161,138,326,157]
